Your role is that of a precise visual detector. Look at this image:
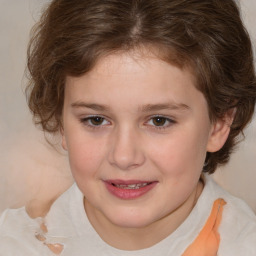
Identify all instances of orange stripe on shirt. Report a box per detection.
[182,198,226,256]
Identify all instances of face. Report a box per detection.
[61,50,227,232]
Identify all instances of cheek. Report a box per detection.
[148,131,207,175]
[66,136,105,178]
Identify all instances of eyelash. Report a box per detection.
[80,115,176,130]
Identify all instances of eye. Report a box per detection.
[146,116,175,129]
[89,116,105,126]
[80,116,110,127]
[152,117,168,126]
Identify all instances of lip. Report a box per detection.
[104,179,158,200]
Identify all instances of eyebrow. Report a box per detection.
[140,103,190,112]
[71,101,189,112]
[71,102,110,111]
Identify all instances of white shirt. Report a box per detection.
[0,175,256,255]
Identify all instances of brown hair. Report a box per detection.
[26,0,256,173]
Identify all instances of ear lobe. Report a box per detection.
[207,109,236,153]
[62,135,68,151]
[60,128,68,151]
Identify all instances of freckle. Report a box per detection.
[46,243,64,254]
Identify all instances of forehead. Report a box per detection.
[67,47,196,86]
[64,49,207,115]
[104,46,192,73]
[67,49,192,88]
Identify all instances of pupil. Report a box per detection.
[91,117,103,125]
[153,117,166,126]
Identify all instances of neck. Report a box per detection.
[84,180,203,250]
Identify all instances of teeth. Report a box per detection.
[114,183,149,189]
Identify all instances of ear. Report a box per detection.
[60,127,68,151]
[207,109,236,152]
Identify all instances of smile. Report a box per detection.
[104,180,158,199]
[112,182,151,189]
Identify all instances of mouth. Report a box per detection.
[104,180,158,199]
[111,182,153,189]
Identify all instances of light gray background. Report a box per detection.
[0,0,255,214]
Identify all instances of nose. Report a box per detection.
[108,127,145,171]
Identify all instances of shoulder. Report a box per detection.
[0,184,79,255]
[0,208,48,255]
[220,192,256,255]
[0,207,36,237]
[45,183,86,236]
[204,175,256,255]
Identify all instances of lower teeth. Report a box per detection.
[113,183,149,189]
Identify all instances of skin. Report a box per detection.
[61,49,231,250]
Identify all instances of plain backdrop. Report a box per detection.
[0,0,256,214]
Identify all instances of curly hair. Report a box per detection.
[26,0,256,173]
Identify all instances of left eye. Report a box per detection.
[147,116,174,127]
[81,116,110,126]
[89,116,105,126]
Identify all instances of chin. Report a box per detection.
[106,209,156,229]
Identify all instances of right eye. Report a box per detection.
[145,115,176,130]
[80,116,110,128]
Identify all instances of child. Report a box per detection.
[1,0,256,255]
